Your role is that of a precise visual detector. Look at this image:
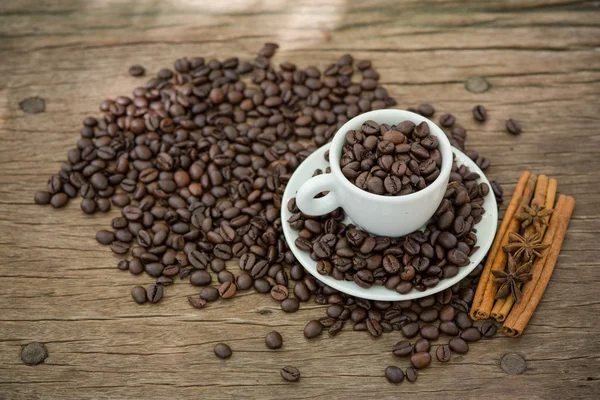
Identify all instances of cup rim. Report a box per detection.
[329,109,453,204]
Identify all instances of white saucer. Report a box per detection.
[281,143,498,301]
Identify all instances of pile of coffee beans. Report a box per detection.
[291,158,489,292]
[340,119,441,195]
[33,43,505,384]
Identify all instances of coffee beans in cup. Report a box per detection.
[340,119,441,195]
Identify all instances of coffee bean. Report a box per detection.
[455,312,473,330]
[410,352,431,369]
[439,321,460,336]
[218,281,237,299]
[190,270,212,286]
[385,366,404,384]
[406,367,418,383]
[506,118,522,135]
[448,337,469,354]
[439,305,456,322]
[414,339,430,353]
[280,366,300,382]
[480,321,498,337]
[200,286,219,302]
[271,284,288,301]
[304,320,323,339]
[128,65,145,76]
[472,105,487,122]
[50,193,68,208]
[186,295,206,309]
[214,343,232,359]
[420,324,439,340]
[436,345,451,362]
[265,331,283,349]
[131,286,147,304]
[146,284,163,303]
[401,322,419,338]
[96,230,115,245]
[439,113,455,127]
[392,340,413,357]
[281,298,300,313]
[34,191,51,205]
[460,327,482,342]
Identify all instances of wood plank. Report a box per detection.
[1,0,599,399]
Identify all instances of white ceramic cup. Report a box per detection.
[295,109,453,237]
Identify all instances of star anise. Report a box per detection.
[503,231,549,262]
[492,254,533,303]
[515,203,553,233]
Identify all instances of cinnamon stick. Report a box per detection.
[470,171,531,320]
[503,195,575,337]
[471,173,537,320]
[492,175,552,321]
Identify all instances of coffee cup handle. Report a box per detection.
[295,173,340,216]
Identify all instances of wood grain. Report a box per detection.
[1,0,599,399]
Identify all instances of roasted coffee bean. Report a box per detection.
[414,339,430,353]
[449,338,469,354]
[385,366,404,384]
[146,284,163,303]
[436,345,451,362]
[190,270,212,286]
[280,366,300,382]
[200,286,219,302]
[281,298,300,313]
[472,105,487,122]
[420,324,439,340]
[304,320,323,339]
[218,281,237,299]
[214,343,232,359]
[270,285,288,301]
[439,321,460,336]
[265,331,283,349]
[455,312,473,330]
[392,341,413,357]
[480,321,498,337]
[128,65,145,76]
[96,230,115,245]
[131,286,147,304]
[187,295,207,309]
[460,327,482,342]
[506,118,522,135]
[410,352,431,369]
[406,367,418,383]
[401,322,420,338]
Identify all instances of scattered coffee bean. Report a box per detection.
[265,331,283,349]
[131,286,147,304]
[410,351,432,369]
[406,367,418,382]
[436,345,451,362]
[506,118,522,135]
[281,298,300,313]
[214,343,232,359]
[480,321,498,337]
[304,320,323,339]
[280,366,300,382]
[472,105,487,122]
[448,338,469,354]
[385,366,404,384]
[128,65,145,77]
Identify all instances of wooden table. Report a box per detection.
[1,1,599,398]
